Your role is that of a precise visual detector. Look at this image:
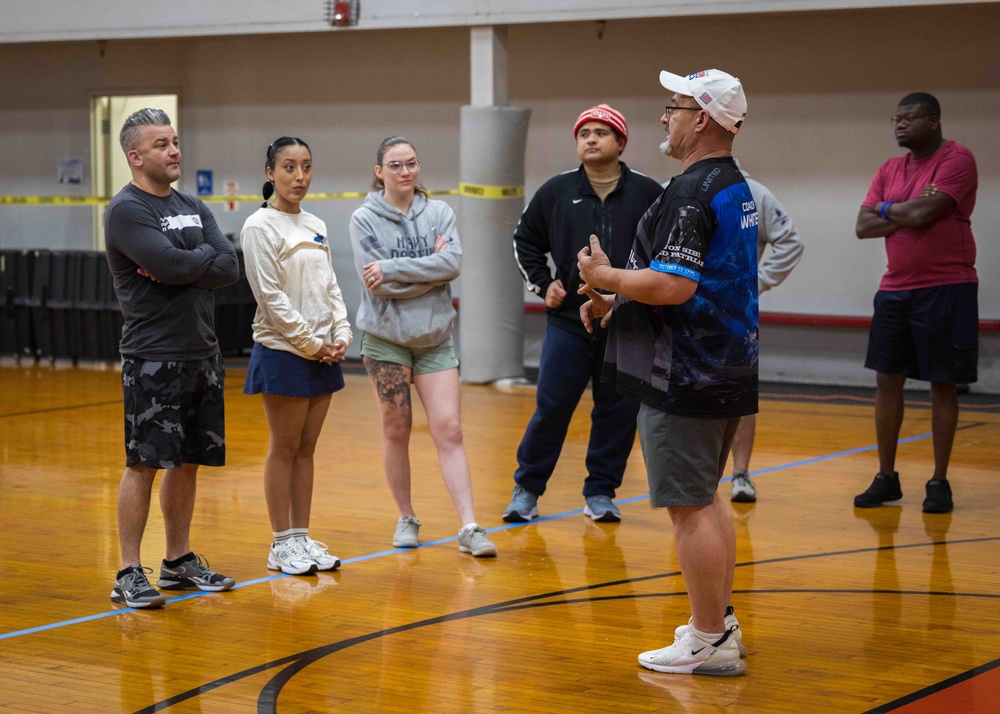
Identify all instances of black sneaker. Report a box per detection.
[158,553,235,592]
[922,479,953,514]
[111,565,166,608]
[854,471,902,508]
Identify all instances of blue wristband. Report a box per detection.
[879,201,894,220]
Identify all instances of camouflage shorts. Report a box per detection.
[121,354,226,469]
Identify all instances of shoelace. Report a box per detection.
[303,538,330,555]
[125,565,155,589]
[188,553,214,575]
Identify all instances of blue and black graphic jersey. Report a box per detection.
[605,156,759,418]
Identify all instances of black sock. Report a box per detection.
[117,566,138,579]
[164,552,195,568]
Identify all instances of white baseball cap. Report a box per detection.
[659,69,747,134]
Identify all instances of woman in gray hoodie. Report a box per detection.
[349,136,496,558]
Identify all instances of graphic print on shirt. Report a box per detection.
[650,206,707,281]
[357,233,438,259]
[159,214,204,232]
[606,159,759,418]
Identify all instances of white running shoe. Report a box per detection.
[674,613,747,657]
[298,536,341,571]
[268,539,318,576]
[639,627,745,676]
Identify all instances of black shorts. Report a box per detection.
[864,283,978,384]
[121,354,226,469]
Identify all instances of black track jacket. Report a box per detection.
[513,162,663,338]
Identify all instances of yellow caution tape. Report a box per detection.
[0,189,465,206]
[459,182,524,199]
[0,196,111,206]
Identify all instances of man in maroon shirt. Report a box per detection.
[854,92,978,514]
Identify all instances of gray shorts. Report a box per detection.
[637,404,740,507]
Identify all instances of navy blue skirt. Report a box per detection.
[243,343,345,398]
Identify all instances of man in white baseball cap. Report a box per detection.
[658,69,747,134]
[577,67,758,676]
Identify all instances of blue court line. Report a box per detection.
[0,429,940,643]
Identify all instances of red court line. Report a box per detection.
[468,299,1000,331]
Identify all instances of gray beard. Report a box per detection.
[659,138,672,157]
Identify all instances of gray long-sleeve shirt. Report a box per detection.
[105,183,239,360]
[742,171,804,293]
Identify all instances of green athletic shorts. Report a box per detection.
[360,332,459,375]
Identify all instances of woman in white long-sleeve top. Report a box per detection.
[242,137,352,575]
[349,135,496,558]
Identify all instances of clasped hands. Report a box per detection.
[317,340,347,364]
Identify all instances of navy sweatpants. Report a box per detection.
[513,323,639,498]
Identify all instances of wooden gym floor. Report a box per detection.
[0,361,998,713]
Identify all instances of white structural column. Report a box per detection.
[458,25,530,383]
[470,25,508,107]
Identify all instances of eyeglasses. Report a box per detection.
[382,159,420,174]
[889,114,936,125]
[664,105,701,117]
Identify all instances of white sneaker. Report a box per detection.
[457,523,497,558]
[639,627,745,676]
[298,536,341,571]
[393,515,421,548]
[267,539,318,576]
[674,613,747,657]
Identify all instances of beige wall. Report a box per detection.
[0,4,996,382]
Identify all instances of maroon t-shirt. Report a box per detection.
[862,140,978,291]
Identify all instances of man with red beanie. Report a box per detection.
[505,104,663,523]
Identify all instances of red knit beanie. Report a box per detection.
[573,104,628,152]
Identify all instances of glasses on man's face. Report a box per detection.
[664,105,701,118]
[383,159,420,174]
[889,114,936,126]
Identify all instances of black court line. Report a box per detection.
[135,536,1000,714]
[0,398,122,419]
[867,657,1000,713]
[0,383,246,419]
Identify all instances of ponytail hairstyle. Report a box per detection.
[262,136,311,207]
[372,135,428,198]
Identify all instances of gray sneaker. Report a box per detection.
[158,553,235,592]
[584,495,621,522]
[393,515,421,548]
[731,472,757,503]
[111,565,166,608]
[502,485,539,523]
[458,523,497,557]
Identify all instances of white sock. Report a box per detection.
[273,528,295,545]
[690,626,725,646]
[290,527,308,541]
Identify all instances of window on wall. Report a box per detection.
[90,94,178,250]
